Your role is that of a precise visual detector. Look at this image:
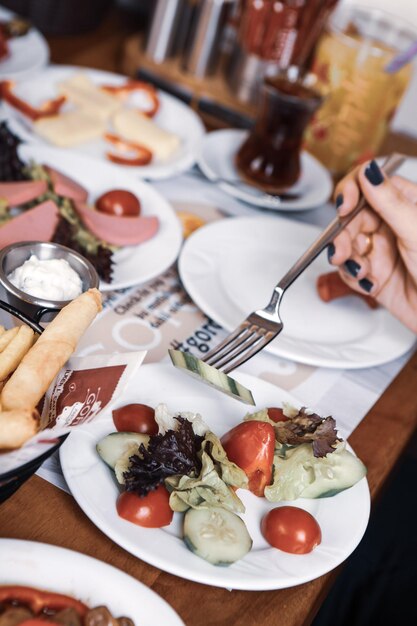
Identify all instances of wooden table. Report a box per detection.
[2,10,417,626]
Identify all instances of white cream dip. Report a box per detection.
[8,254,83,301]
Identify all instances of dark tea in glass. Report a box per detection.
[235,72,323,192]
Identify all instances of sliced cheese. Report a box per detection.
[58,73,120,121]
[33,110,106,148]
[112,109,180,161]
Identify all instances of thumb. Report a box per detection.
[358,160,417,242]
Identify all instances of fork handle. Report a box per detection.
[273,153,405,299]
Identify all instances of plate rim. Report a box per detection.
[0,537,184,626]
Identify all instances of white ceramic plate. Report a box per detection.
[0,6,49,80]
[60,363,370,591]
[4,65,205,180]
[0,538,184,626]
[18,144,182,291]
[197,129,333,211]
[178,215,416,369]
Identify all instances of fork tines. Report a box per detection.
[202,318,276,374]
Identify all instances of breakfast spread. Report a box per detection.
[0,123,160,282]
[0,585,135,626]
[1,71,182,165]
[97,400,366,566]
[0,288,102,449]
[8,254,83,301]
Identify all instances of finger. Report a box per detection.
[329,208,381,265]
[342,254,371,282]
[391,175,417,204]
[333,177,360,215]
[358,161,417,242]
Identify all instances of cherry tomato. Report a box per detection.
[267,407,289,422]
[96,189,141,217]
[261,506,322,554]
[112,403,158,435]
[0,586,87,615]
[117,486,173,528]
[221,421,275,497]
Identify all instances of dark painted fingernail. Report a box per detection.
[345,259,361,277]
[336,193,343,208]
[364,160,384,186]
[327,243,335,261]
[359,278,373,293]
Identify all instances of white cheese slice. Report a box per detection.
[58,73,121,121]
[33,110,106,147]
[112,109,180,161]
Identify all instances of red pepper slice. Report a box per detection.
[101,80,160,118]
[104,132,153,166]
[0,586,88,616]
[0,81,66,121]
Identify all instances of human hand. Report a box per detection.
[328,160,417,333]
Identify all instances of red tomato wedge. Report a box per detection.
[0,200,59,248]
[221,421,275,497]
[112,403,158,435]
[0,180,47,207]
[117,486,173,528]
[267,407,289,423]
[73,201,159,247]
[0,586,88,616]
[261,506,322,554]
[44,165,88,203]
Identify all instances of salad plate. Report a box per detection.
[197,129,333,211]
[0,6,49,80]
[178,215,416,369]
[4,65,205,180]
[60,362,370,591]
[0,538,184,626]
[15,144,182,291]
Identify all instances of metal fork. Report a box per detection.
[202,153,405,374]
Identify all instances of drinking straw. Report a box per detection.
[385,39,417,73]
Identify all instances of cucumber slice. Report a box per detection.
[96,432,149,470]
[169,350,255,406]
[183,507,252,566]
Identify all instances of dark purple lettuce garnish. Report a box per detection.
[0,121,29,182]
[123,417,204,496]
[52,216,114,283]
[274,407,339,458]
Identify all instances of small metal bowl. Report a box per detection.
[0,241,99,323]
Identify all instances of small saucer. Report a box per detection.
[197,129,333,211]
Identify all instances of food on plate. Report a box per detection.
[266,407,289,422]
[0,324,35,381]
[112,403,158,435]
[101,79,160,118]
[0,585,135,626]
[183,507,252,565]
[0,81,66,121]
[0,408,39,449]
[58,73,120,121]
[117,485,173,528]
[112,109,180,161]
[33,110,106,148]
[0,200,60,248]
[73,201,159,247]
[96,189,141,217]
[221,421,275,497]
[317,271,378,309]
[261,506,322,554]
[104,133,153,167]
[0,121,28,182]
[0,180,47,205]
[0,327,19,352]
[168,350,255,405]
[0,31,7,61]
[176,210,206,239]
[0,17,31,39]
[0,288,102,415]
[8,254,83,301]
[44,165,88,202]
[243,406,367,501]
